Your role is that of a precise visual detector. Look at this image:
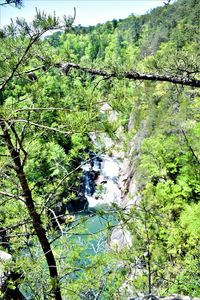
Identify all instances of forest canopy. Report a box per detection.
[0,0,200,299]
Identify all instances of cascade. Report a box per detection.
[81,153,122,209]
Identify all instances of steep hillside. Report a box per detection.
[0,0,199,298]
[47,0,200,296]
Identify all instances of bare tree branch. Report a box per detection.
[0,190,25,202]
[10,119,103,135]
[55,62,200,88]
[10,119,72,135]
[14,61,200,88]
[49,208,63,236]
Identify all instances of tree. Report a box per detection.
[0,11,76,300]
[0,9,120,300]
[0,0,200,298]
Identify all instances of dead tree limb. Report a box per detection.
[54,62,200,88]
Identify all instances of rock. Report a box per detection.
[0,250,11,262]
[160,296,184,300]
[109,226,132,250]
[0,250,12,288]
[128,296,200,300]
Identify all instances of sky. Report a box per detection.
[0,0,165,28]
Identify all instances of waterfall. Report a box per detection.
[82,154,121,209]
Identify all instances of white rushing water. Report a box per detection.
[82,154,122,208]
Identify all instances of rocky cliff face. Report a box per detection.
[111,116,200,299]
[119,117,148,209]
[109,116,148,250]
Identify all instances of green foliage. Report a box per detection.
[0,0,200,298]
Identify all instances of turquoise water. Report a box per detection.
[68,211,118,255]
[20,211,118,299]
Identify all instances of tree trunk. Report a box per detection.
[0,118,62,300]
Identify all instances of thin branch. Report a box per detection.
[49,208,63,236]
[181,129,200,164]
[16,107,72,112]
[0,190,25,202]
[18,65,47,75]
[0,36,40,92]
[10,119,72,134]
[3,233,36,238]
[10,119,103,135]
[0,219,31,233]
[92,75,112,94]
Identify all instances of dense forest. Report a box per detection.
[0,0,200,299]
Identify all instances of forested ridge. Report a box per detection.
[0,0,200,299]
